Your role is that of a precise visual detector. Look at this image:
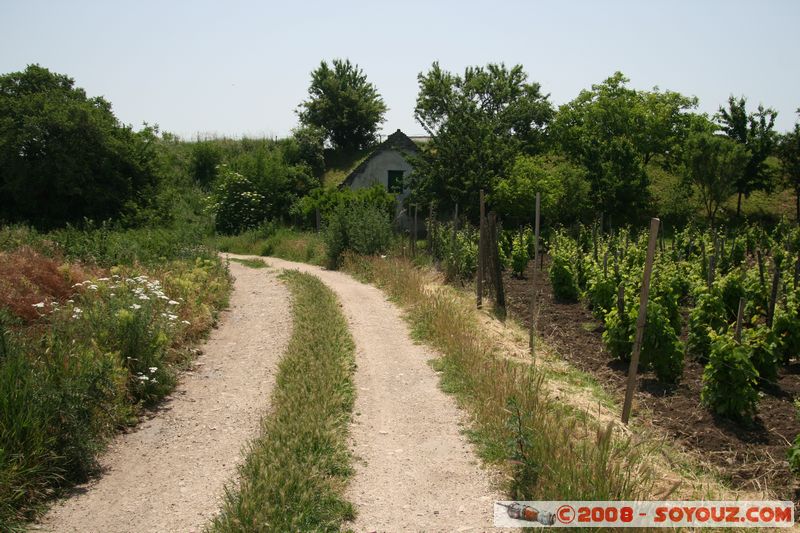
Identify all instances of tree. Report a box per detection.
[716,96,778,216]
[553,72,698,222]
[0,64,159,228]
[683,132,748,228]
[778,110,800,222]
[297,59,387,152]
[492,154,589,228]
[411,62,554,223]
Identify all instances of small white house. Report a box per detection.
[339,129,419,225]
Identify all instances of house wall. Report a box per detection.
[347,149,413,226]
[347,149,413,194]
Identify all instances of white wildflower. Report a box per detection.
[138,294,150,301]
[181,320,191,325]
[149,367,157,373]
[32,302,45,308]
[130,304,142,310]
[167,300,179,306]
[88,284,98,290]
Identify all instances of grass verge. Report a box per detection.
[209,270,356,532]
[342,252,655,502]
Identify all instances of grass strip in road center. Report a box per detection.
[209,270,356,532]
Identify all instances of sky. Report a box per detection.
[2,0,799,139]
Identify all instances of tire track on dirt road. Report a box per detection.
[37,261,292,533]
[244,255,502,532]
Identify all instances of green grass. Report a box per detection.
[209,270,356,532]
[322,147,371,188]
[213,227,326,266]
[228,257,267,269]
[342,253,654,502]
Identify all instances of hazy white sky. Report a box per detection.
[2,0,798,138]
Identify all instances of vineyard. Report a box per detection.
[428,216,800,499]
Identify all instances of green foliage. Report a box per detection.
[602,299,684,385]
[701,330,760,420]
[510,232,530,278]
[743,326,780,387]
[687,289,727,362]
[411,62,554,223]
[682,132,748,226]
[549,232,580,301]
[291,184,396,229]
[324,202,393,269]
[208,166,265,235]
[284,125,326,177]
[644,301,685,385]
[0,65,160,229]
[554,72,698,222]
[297,59,387,152]
[773,292,800,363]
[716,96,779,214]
[777,110,800,220]
[789,400,800,475]
[189,141,222,189]
[428,222,479,281]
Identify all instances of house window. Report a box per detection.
[387,170,404,193]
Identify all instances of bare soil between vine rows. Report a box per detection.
[503,257,800,504]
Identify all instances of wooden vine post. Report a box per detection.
[621,217,660,425]
[487,212,506,310]
[734,297,745,342]
[529,192,541,354]
[768,257,781,328]
[411,204,418,257]
[477,190,486,308]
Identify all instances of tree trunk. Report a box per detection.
[736,192,743,218]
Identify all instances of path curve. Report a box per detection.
[242,255,502,532]
[38,261,292,533]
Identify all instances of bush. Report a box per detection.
[603,299,684,385]
[324,202,392,269]
[426,222,479,281]
[510,233,530,278]
[549,232,580,302]
[208,166,265,235]
[687,289,727,362]
[773,292,800,364]
[701,330,759,420]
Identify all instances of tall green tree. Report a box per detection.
[682,132,748,228]
[553,72,698,222]
[0,64,159,228]
[778,110,800,222]
[411,62,554,222]
[716,95,778,216]
[297,59,387,152]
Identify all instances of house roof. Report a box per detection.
[339,129,419,189]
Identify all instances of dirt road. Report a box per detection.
[248,256,501,532]
[38,261,292,533]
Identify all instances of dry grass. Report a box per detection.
[0,247,99,323]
